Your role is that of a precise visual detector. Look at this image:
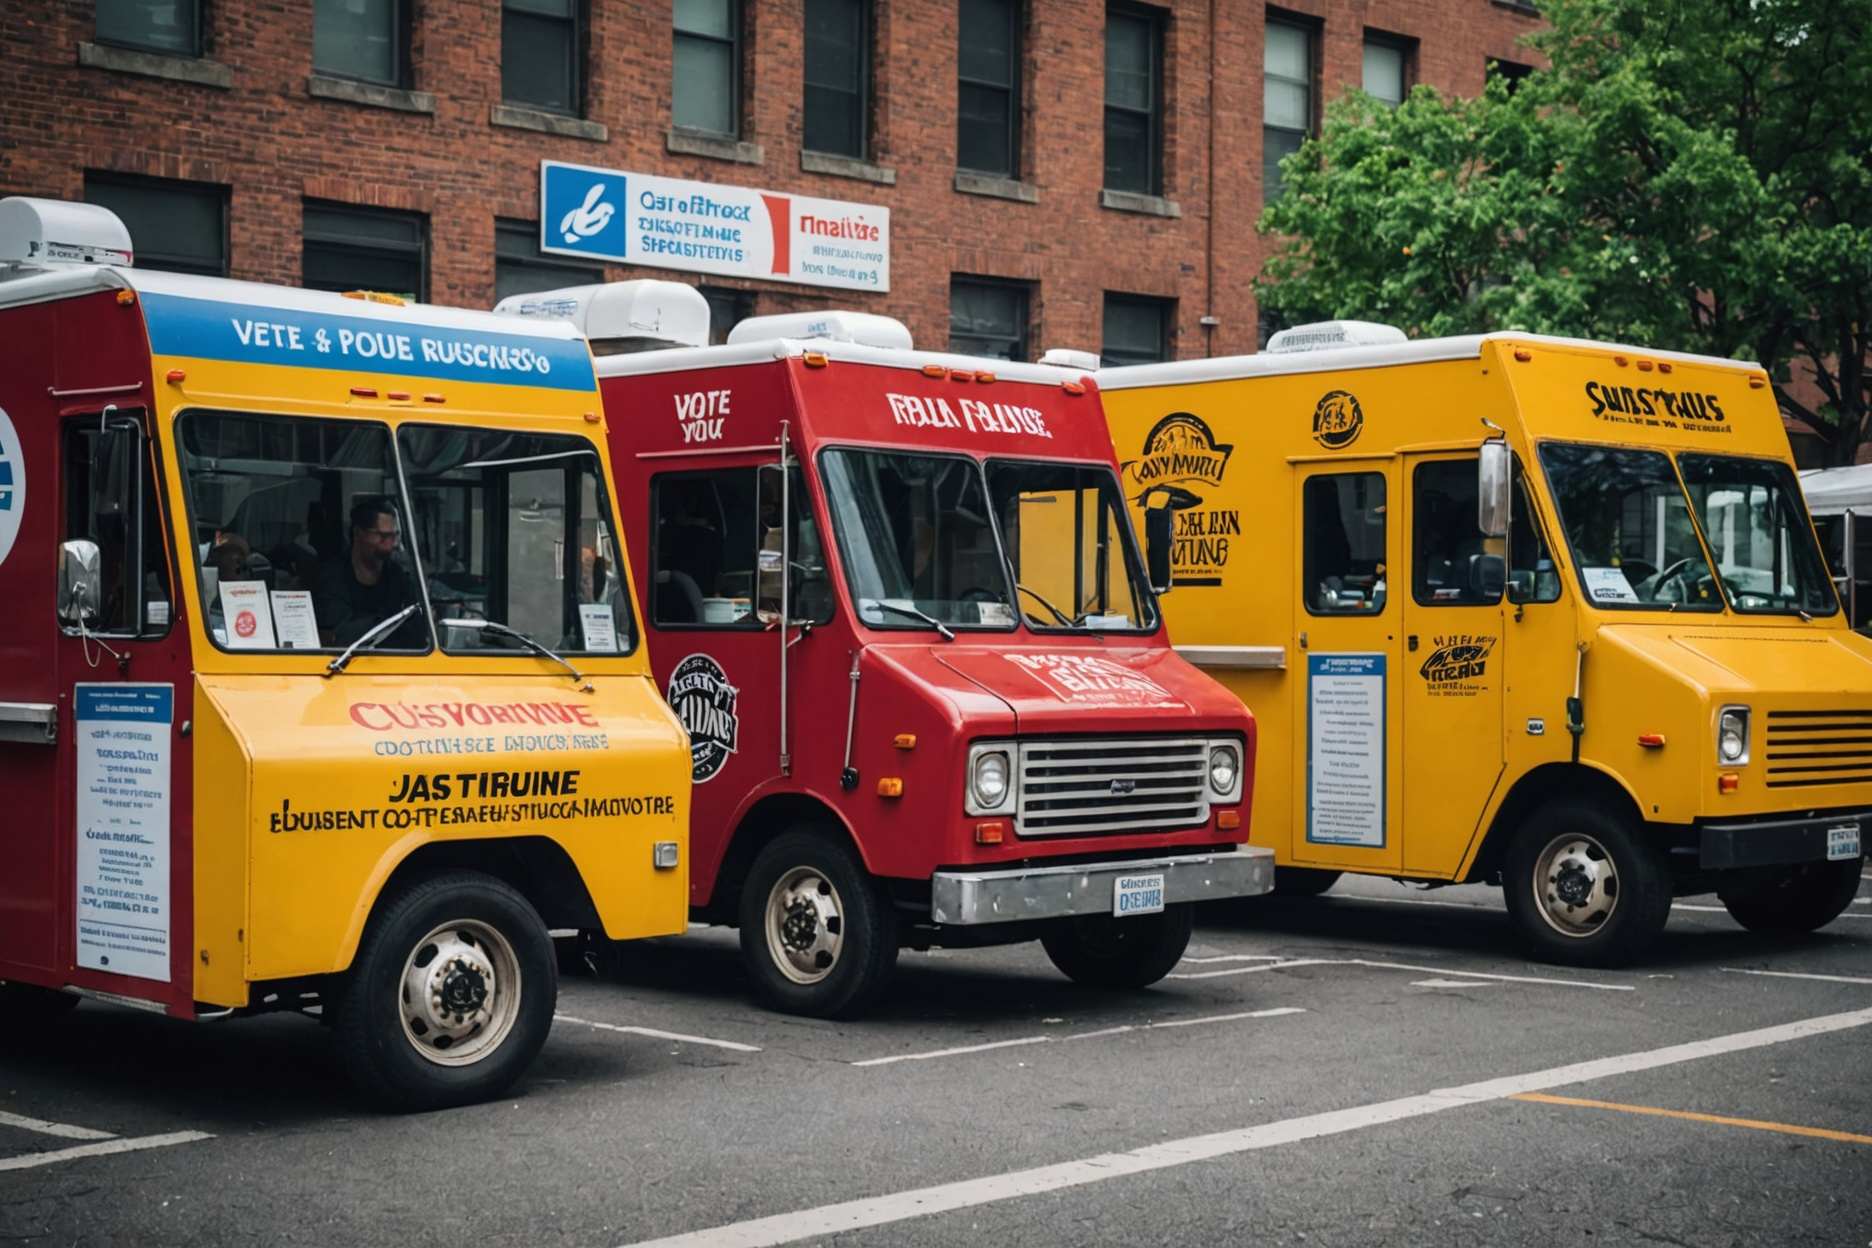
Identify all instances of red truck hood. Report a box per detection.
[879,642,1247,734]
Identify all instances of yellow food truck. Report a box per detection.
[1099,321,1872,965]
[0,199,690,1109]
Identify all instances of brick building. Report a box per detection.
[1,0,1543,361]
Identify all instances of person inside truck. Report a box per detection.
[314,495,425,647]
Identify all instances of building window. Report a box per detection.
[1102,294,1172,365]
[949,277,1030,361]
[303,202,426,301]
[674,0,741,135]
[495,220,602,302]
[1263,16,1314,202]
[698,286,755,345]
[84,173,227,277]
[804,0,870,158]
[1487,57,1533,92]
[503,0,582,115]
[958,0,1020,177]
[97,0,202,57]
[313,0,407,87]
[1363,35,1410,108]
[1103,6,1163,195]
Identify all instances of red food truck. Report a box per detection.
[497,281,1272,1017]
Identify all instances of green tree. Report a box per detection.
[1256,0,1872,465]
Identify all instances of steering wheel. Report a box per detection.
[1652,557,1716,605]
[957,587,1004,605]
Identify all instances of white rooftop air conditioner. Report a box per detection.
[0,197,133,268]
[494,279,710,351]
[1265,320,1409,353]
[1039,347,1101,371]
[726,310,913,350]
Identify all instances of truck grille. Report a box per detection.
[1017,737,1212,837]
[1764,709,1872,789]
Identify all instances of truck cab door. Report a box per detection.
[1291,460,1403,873]
[1399,453,1508,877]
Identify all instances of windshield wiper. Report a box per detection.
[867,601,955,641]
[324,603,423,677]
[443,618,593,689]
[1016,583,1077,627]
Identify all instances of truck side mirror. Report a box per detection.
[1470,553,1506,600]
[1477,440,1511,538]
[58,539,103,625]
[1145,505,1173,594]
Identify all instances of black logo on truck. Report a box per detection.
[1312,391,1365,449]
[1418,634,1498,696]
[1584,381,1728,432]
[1120,412,1239,588]
[667,654,739,783]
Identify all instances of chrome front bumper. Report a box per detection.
[929,847,1275,926]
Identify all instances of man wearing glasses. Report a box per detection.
[315,496,424,648]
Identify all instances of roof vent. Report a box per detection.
[1265,320,1408,353]
[494,280,710,351]
[1039,347,1101,371]
[727,310,912,350]
[0,197,133,268]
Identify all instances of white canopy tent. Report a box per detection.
[1799,464,1872,516]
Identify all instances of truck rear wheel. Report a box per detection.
[1273,868,1342,897]
[0,982,80,1024]
[1040,905,1195,989]
[334,871,555,1112]
[1718,860,1862,935]
[739,831,899,1019]
[1503,802,1671,968]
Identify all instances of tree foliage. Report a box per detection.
[1256,0,1872,464]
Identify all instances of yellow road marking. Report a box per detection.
[1513,1093,1872,1145]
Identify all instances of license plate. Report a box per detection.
[1113,873,1166,917]
[1826,824,1861,861]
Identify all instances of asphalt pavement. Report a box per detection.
[4,870,1869,1247]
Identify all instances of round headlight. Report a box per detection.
[1719,723,1745,761]
[973,751,1010,807]
[1718,707,1749,763]
[1208,744,1239,796]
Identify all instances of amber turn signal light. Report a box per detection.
[876,777,904,798]
[1217,810,1241,831]
[974,821,1006,845]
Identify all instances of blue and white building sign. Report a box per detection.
[139,291,596,391]
[0,404,23,572]
[1306,653,1386,848]
[540,160,891,293]
[75,683,175,983]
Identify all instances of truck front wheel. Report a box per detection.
[739,831,899,1019]
[333,871,556,1112]
[1718,860,1862,935]
[1040,905,1195,989]
[1503,802,1671,968]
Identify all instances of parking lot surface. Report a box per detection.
[4,871,1869,1247]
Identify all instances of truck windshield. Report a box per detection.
[1538,442,1722,611]
[1677,453,1837,616]
[819,448,1017,631]
[984,460,1158,631]
[399,426,636,655]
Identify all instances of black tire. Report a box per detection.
[1502,801,1671,968]
[1273,867,1343,898]
[333,871,556,1112]
[0,981,80,1023]
[1718,860,1862,935]
[1040,904,1195,989]
[738,830,899,1019]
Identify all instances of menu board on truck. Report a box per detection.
[1306,654,1386,848]
[74,684,173,981]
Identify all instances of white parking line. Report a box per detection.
[1722,967,1872,986]
[617,1006,1872,1248]
[1412,979,1495,989]
[0,1110,116,1141]
[1675,903,1870,920]
[851,1008,1305,1068]
[1167,957,1634,992]
[555,1014,762,1053]
[0,1131,212,1173]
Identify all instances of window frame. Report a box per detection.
[983,456,1162,636]
[302,199,429,302]
[1302,469,1389,618]
[1263,13,1317,203]
[1361,31,1412,108]
[803,0,873,158]
[313,0,411,88]
[83,171,229,277]
[502,0,586,117]
[1103,3,1165,196]
[59,408,174,641]
[948,275,1032,362]
[697,286,756,345]
[1410,457,1500,609]
[672,0,744,137]
[648,465,835,632]
[96,0,204,58]
[957,0,1022,178]
[1100,292,1174,366]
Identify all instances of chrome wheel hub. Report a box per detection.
[398,920,521,1067]
[764,867,844,985]
[1532,834,1620,938]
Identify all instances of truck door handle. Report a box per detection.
[1298,631,1307,650]
[1408,634,1419,651]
